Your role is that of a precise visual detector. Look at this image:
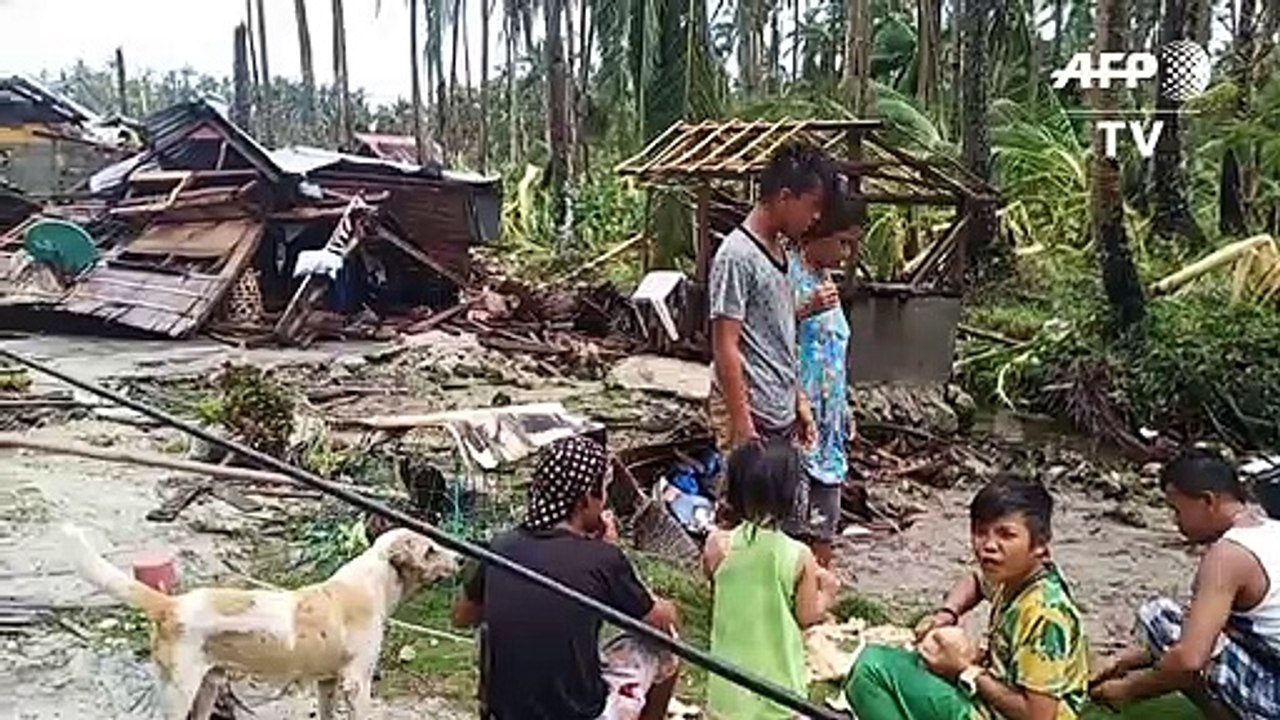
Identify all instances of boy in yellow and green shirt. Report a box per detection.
[846,476,1090,720]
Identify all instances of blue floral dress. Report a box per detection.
[788,253,851,487]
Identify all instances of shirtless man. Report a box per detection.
[1091,450,1280,719]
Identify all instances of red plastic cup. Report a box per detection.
[132,550,178,595]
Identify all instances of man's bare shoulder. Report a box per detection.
[1194,538,1258,591]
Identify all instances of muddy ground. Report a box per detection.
[0,335,1199,718]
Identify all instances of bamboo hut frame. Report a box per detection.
[616,118,999,356]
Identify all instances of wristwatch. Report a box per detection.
[959,665,987,697]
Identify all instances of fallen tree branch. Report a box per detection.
[554,233,646,283]
[957,323,1024,346]
[1149,234,1273,296]
[0,433,404,499]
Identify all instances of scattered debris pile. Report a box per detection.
[0,99,501,343]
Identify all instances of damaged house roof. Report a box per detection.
[144,100,286,183]
[0,98,502,340]
[353,132,444,167]
[0,75,99,127]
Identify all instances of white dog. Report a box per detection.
[63,524,460,719]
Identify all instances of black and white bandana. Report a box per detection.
[523,435,609,531]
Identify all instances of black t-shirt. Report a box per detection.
[463,527,655,720]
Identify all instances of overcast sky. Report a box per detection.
[0,0,501,106]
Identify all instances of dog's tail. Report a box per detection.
[61,524,174,620]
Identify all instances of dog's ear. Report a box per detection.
[387,533,424,583]
[390,534,461,591]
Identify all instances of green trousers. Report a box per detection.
[845,645,980,720]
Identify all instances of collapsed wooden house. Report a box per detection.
[616,118,997,383]
[0,100,501,341]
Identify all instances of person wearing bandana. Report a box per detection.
[452,436,681,720]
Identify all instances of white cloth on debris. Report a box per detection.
[293,248,345,279]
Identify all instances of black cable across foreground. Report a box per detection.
[1,348,845,720]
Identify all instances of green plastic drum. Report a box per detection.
[23,218,100,275]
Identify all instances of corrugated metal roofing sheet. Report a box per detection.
[270,145,445,180]
[353,132,443,167]
[0,75,98,126]
[144,101,284,182]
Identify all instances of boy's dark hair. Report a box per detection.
[969,474,1054,544]
[1161,449,1248,501]
[724,437,801,526]
[759,142,836,201]
[808,180,866,240]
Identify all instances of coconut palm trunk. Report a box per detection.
[1092,0,1147,331]
[1220,0,1257,235]
[547,0,572,243]
[960,0,1002,280]
[918,0,942,110]
[332,0,354,149]
[480,0,492,173]
[1152,0,1207,245]
[411,0,426,164]
[233,25,252,129]
[294,0,316,124]
[844,0,872,115]
[256,0,272,144]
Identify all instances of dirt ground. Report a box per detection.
[0,335,1201,718]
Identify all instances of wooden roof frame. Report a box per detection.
[616,118,1000,295]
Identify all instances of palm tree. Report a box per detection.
[547,0,571,239]
[332,0,354,149]
[233,24,252,129]
[410,0,426,164]
[256,0,272,143]
[918,0,942,110]
[961,0,1001,277]
[843,0,872,115]
[481,0,492,172]
[294,0,317,123]
[739,0,765,97]
[1221,0,1258,235]
[506,0,519,164]
[1092,0,1146,331]
[1151,0,1207,245]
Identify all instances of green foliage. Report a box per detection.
[498,165,647,283]
[212,363,296,458]
[295,514,371,578]
[1121,291,1280,447]
[831,594,895,625]
[964,268,1280,450]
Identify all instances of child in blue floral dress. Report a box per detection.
[787,195,862,567]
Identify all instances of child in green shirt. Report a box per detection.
[703,438,841,720]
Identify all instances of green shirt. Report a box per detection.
[707,523,809,720]
[980,563,1091,720]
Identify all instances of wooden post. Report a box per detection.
[844,128,865,291]
[695,183,712,345]
[114,48,129,117]
[695,183,712,284]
